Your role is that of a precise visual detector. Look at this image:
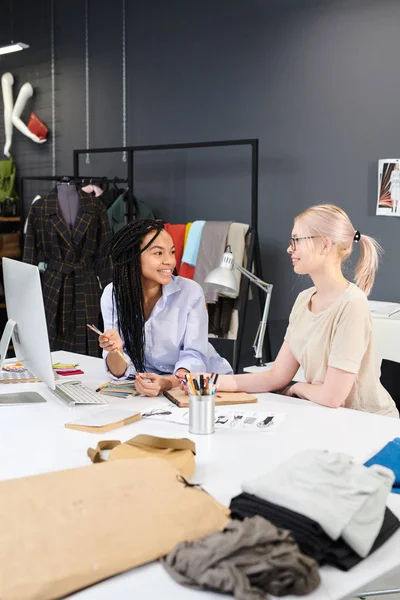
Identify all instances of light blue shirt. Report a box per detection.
[181,220,205,266]
[101,276,233,378]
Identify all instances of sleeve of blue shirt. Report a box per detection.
[100,283,136,380]
[173,290,209,373]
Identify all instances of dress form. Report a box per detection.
[56,184,80,231]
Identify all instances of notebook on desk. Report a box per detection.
[164,389,257,408]
[65,408,141,433]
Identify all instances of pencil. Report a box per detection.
[185,374,197,396]
[86,324,130,366]
[96,381,110,393]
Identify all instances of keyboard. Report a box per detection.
[53,381,108,406]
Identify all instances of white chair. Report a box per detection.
[372,317,400,411]
[372,317,400,364]
[354,319,400,600]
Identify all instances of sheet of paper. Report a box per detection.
[66,408,139,428]
[141,405,285,432]
[368,301,400,318]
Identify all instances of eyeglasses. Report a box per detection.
[288,236,319,251]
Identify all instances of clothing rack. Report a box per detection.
[20,175,127,209]
[20,174,128,227]
[71,140,271,372]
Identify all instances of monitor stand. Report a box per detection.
[0,319,16,369]
[0,319,47,404]
[0,392,46,406]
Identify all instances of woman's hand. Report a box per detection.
[135,373,171,397]
[178,373,212,395]
[282,383,299,397]
[98,329,123,354]
[175,368,190,382]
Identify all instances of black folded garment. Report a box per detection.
[230,493,400,571]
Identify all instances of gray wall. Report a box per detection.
[1,0,400,359]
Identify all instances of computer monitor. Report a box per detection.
[1,258,55,390]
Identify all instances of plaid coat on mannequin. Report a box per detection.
[23,188,112,356]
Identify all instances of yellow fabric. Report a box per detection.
[184,222,193,247]
[285,283,398,418]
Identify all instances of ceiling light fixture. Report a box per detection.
[0,0,29,57]
[0,41,29,56]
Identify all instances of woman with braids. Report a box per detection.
[98,219,232,397]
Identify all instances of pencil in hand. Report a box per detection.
[86,324,131,366]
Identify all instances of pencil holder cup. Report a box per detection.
[189,394,215,435]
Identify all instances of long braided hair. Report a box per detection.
[106,219,165,372]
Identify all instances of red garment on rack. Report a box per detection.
[179,263,195,279]
[164,223,186,272]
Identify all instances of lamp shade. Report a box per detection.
[204,251,239,294]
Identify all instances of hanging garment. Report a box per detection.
[179,263,195,279]
[230,493,400,571]
[181,220,205,266]
[107,194,126,235]
[134,196,156,220]
[184,221,192,246]
[208,298,235,338]
[0,154,18,204]
[107,192,156,234]
[23,188,112,356]
[162,516,320,599]
[179,221,199,280]
[209,224,251,340]
[23,194,41,234]
[81,184,103,196]
[164,224,186,272]
[220,223,249,298]
[243,450,395,558]
[194,221,232,304]
[99,183,125,209]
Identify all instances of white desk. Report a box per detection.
[0,350,399,600]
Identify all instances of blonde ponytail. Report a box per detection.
[295,204,383,296]
[354,234,382,296]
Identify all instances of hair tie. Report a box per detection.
[353,230,361,243]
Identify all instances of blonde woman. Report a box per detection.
[210,204,398,418]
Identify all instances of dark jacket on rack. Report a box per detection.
[23,188,112,356]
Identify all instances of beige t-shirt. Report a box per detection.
[285,283,399,418]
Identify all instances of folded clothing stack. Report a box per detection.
[230,493,399,571]
[235,449,397,569]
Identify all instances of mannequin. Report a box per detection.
[1,73,13,157]
[1,72,47,157]
[56,183,80,230]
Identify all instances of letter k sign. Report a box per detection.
[2,72,47,157]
